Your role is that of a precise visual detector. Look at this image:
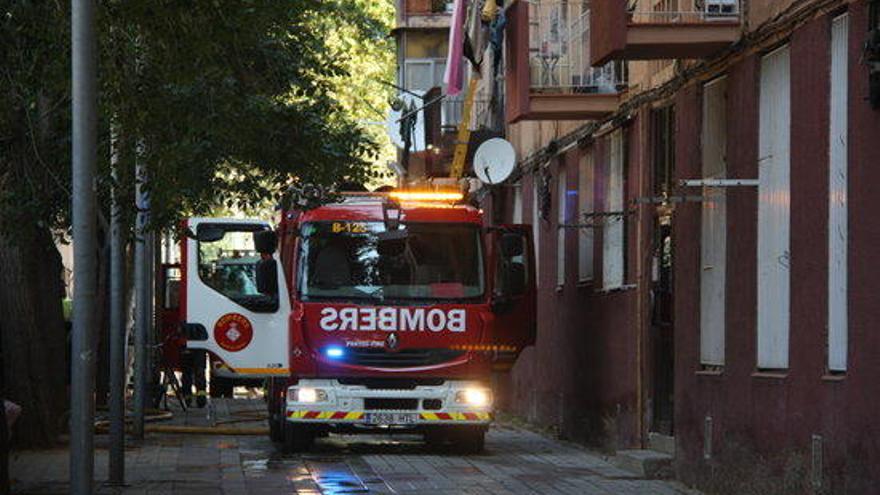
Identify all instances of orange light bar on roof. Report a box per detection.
[388,191,464,202]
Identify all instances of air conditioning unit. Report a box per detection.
[704,0,738,18]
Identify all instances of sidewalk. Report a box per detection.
[10,399,701,495]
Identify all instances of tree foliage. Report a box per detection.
[1,0,395,233]
[0,0,395,447]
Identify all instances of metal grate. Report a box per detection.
[338,348,466,368]
[337,377,445,389]
[364,398,420,410]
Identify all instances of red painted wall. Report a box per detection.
[497,134,645,449]
[590,0,627,66]
[673,5,880,490]
[505,0,530,123]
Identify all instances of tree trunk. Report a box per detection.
[1,325,10,495]
[95,238,111,407]
[0,225,68,447]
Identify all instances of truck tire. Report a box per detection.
[269,413,283,443]
[423,428,446,449]
[210,374,234,398]
[450,426,485,454]
[282,421,314,454]
[268,382,284,443]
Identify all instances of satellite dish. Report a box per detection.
[473,138,516,185]
[386,91,426,152]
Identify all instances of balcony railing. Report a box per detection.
[440,97,491,131]
[528,1,627,94]
[629,0,741,24]
[405,0,454,15]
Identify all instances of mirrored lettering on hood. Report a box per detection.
[318,307,467,333]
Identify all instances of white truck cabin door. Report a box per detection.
[183,218,290,377]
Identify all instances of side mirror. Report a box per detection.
[196,226,226,243]
[256,258,278,295]
[503,262,527,297]
[254,230,278,254]
[500,233,524,258]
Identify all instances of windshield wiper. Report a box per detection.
[362,286,385,301]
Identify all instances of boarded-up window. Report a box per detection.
[828,14,849,372]
[533,177,541,284]
[578,152,595,282]
[603,130,625,290]
[513,184,523,224]
[557,165,567,287]
[757,45,791,370]
[700,77,728,366]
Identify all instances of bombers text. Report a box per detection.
[319,307,467,333]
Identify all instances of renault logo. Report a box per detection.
[385,333,399,350]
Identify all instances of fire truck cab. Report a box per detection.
[180,191,536,452]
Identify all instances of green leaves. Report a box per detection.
[1,0,394,236]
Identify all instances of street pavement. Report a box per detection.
[9,398,699,495]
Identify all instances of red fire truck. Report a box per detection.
[180,190,536,452]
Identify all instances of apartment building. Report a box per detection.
[460,0,880,491]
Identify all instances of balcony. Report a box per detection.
[396,0,454,30]
[439,96,491,132]
[506,1,627,123]
[590,0,742,65]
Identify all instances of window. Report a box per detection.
[757,45,791,370]
[298,222,484,301]
[513,184,523,224]
[163,267,181,310]
[533,177,541,283]
[557,165,567,287]
[578,151,595,282]
[828,14,849,372]
[197,224,277,312]
[700,77,728,367]
[603,130,625,290]
[404,59,439,91]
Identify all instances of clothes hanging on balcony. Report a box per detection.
[443,0,468,95]
[464,0,487,71]
[481,0,498,22]
[489,9,506,77]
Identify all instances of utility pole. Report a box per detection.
[108,125,125,485]
[146,230,156,404]
[132,158,149,440]
[70,0,98,492]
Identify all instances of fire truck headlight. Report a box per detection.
[288,387,328,403]
[455,388,492,408]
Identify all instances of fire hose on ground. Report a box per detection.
[93,408,269,436]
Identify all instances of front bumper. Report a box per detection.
[285,379,492,426]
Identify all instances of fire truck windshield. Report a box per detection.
[299,222,484,302]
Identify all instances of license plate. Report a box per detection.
[364,412,417,425]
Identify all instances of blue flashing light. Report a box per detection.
[325,347,345,359]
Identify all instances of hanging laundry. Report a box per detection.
[481,0,498,22]
[443,0,468,96]
[464,0,487,70]
[490,9,506,78]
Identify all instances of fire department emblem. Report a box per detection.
[385,332,399,350]
[214,313,254,352]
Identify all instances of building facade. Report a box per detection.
[393,0,880,491]
[497,0,880,492]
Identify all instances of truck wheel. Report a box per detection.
[210,375,234,398]
[269,413,283,443]
[423,428,446,449]
[450,426,485,454]
[282,422,314,454]
[268,382,284,442]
